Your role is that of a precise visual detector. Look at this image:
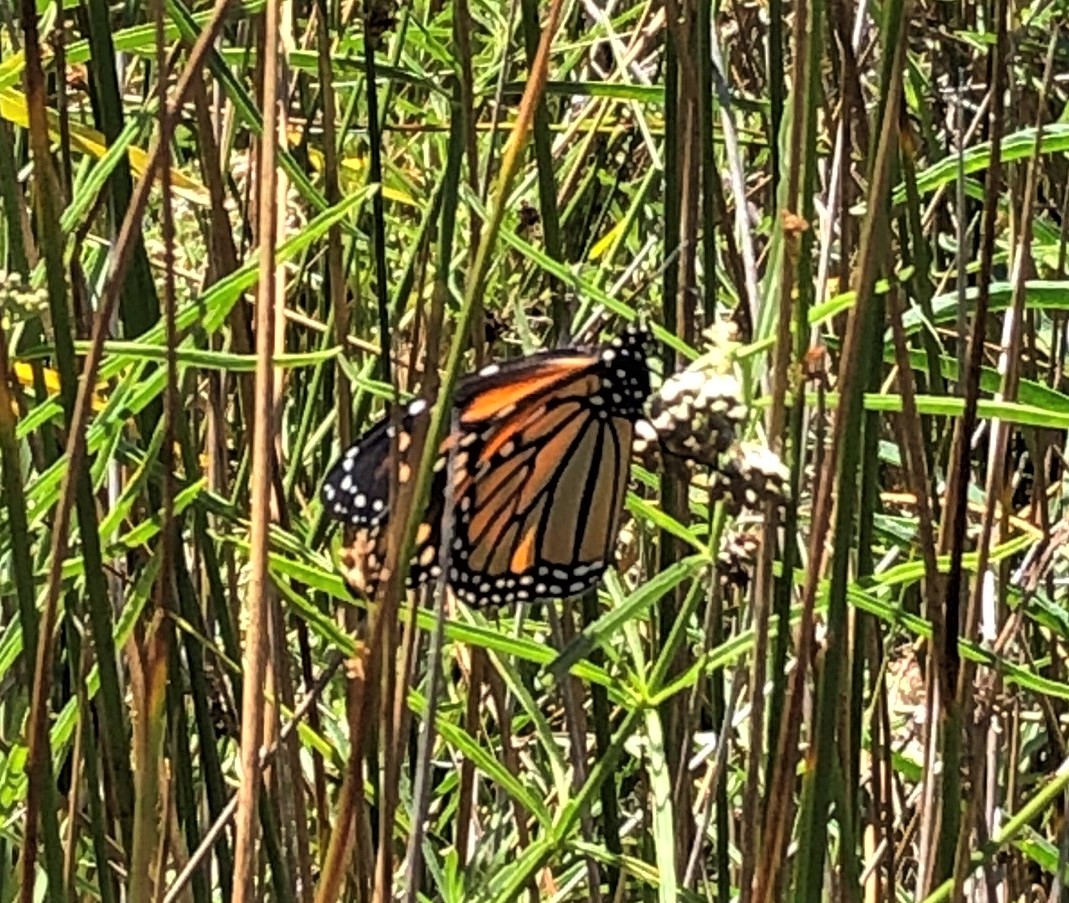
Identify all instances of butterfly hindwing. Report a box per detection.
[447,404,637,606]
[319,397,435,526]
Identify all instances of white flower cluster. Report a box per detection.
[707,442,791,516]
[0,272,48,333]
[717,528,761,589]
[635,320,790,512]
[635,368,748,469]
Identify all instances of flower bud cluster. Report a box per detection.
[706,442,790,516]
[634,368,748,469]
[634,322,788,515]
[0,272,48,332]
[716,528,760,589]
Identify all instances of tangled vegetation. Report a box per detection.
[0,0,1067,901]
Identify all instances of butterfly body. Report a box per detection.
[321,325,653,606]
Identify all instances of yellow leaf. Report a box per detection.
[588,222,623,261]
[12,361,108,413]
[0,88,210,207]
[339,156,419,208]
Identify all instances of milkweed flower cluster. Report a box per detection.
[707,442,791,516]
[716,527,761,590]
[0,272,49,333]
[630,322,790,592]
[633,322,788,515]
[637,369,748,467]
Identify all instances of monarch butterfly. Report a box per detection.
[321,324,654,607]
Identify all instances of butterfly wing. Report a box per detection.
[321,326,652,605]
[320,397,448,596]
[445,326,651,606]
[320,398,434,527]
[446,393,635,605]
[401,349,604,594]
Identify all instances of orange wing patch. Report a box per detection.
[459,358,595,424]
[477,379,598,464]
[480,404,546,462]
[510,525,537,573]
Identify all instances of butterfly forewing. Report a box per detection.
[445,328,650,606]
